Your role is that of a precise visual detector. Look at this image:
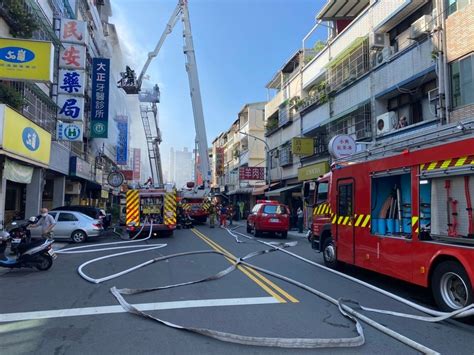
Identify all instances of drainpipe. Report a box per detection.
[435,0,448,124]
[440,0,450,124]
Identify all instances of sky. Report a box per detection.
[110,0,327,179]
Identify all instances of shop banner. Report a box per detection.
[59,43,86,70]
[0,105,51,165]
[57,95,84,121]
[216,147,224,176]
[56,121,83,141]
[69,156,92,181]
[291,137,314,155]
[133,148,141,181]
[239,167,264,181]
[59,19,87,45]
[58,69,85,95]
[121,170,134,180]
[116,118,128,165]
[90,58,110,138]
[4,158,33,184]
[297,161,329,181]
[0,38,54,82]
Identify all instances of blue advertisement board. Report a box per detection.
[116,119,128,165]
[90,58,110,138]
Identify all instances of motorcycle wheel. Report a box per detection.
[35,253,53,271]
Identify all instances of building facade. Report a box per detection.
[0,0,134,227]
[211,102,266,208]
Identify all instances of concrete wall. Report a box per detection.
[302,102,330,133]
[373,40,434,95]
[332,76,371,117]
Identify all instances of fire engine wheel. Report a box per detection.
[432,261,473,312]
[322,238,338,269]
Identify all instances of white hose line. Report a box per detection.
[109,245,438,353]
[56,220,169,284]
[78,244,167,284]
[56,219,150,255]
[228,228,474,319]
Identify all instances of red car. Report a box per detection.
[246,200,290,238]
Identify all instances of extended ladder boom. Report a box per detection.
[120,0,211,187]
[136,3,181,90]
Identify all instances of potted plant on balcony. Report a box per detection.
[0,0,38,38]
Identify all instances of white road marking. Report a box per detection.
[0,297,279,323]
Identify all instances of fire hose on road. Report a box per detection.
[56,219,167,284]
[225,227,474,320]
[55,222,474,353]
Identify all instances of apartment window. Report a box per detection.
[328,38,370,92]
[326,103,372,141]
[451,54,474,108]
[447,0,471,15]
[279,143,293,167]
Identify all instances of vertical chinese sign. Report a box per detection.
[57,19,87,140]
[116,115,128,165]
[90,58,110,138]
[133,148,141,182]
[216,147,224,176]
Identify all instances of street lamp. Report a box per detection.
[239,131,271,187]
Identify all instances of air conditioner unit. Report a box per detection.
[369,31,389,49]
[372,46,393,67]
[410,15,433,39]
[428,87,439,103]
[65,182,82,195]
[376,111,397,135]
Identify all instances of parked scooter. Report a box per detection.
[8,217,35,254]
[0,228,56,271]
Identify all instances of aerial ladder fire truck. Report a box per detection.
[304,119,474,312]
[119,0,212,233]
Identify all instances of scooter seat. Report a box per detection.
[17,238,46,253]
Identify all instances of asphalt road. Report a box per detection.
[0,225,473,354]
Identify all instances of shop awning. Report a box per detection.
[252,183,279,196]
[228,187,253,195]
[265,184,301,197]
[317,0,369,21]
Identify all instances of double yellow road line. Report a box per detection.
[191,228,298,304]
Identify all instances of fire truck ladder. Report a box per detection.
[140,103,163,185]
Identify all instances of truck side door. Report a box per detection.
[336,179,355,264]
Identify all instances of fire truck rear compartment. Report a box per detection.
[371,173,411,236]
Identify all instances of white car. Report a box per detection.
[30,211,104,243]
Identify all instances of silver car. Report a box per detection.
[30,211,104,243]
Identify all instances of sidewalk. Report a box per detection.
[229,220,308,239]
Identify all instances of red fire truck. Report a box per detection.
[126,187,177,237]
[305,123,474,312]
[178,187,210,223]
